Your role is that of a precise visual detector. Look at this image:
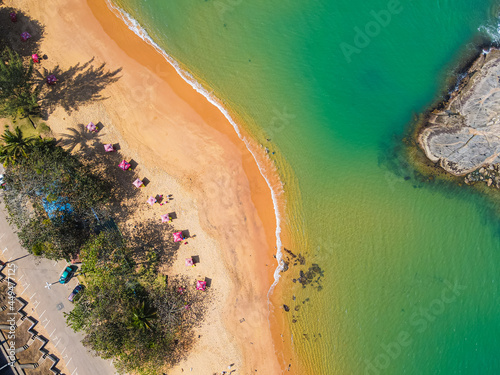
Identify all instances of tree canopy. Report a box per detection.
[0,48,40,118]
[1,130,112,259]
[65,232,207,375]
[0,125,36,165]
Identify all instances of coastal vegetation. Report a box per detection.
[0,7,208,374]
[0,48,40,119]
[1,130,112,259]
[66,232,206,374]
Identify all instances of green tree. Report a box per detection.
[0,48,40,118]
[2,141,113,259]
[130,301,157,331]
[0,126,36,165]
[65,232,206,375]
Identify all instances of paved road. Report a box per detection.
[0,200,116,375]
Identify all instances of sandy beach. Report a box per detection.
[3,0,292,373]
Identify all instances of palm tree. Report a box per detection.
[0,48,40,119]
[0,126,36,165]
[130,301,157,331]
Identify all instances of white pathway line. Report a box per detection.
[20,283,30,294]
[1,247,7,254]
[38,310,46,319]
[71,367,78,375]
[30,291,36,299]
[60,347,66,355]
[49,328,56,337]
[32,300,40,308]
[18,275,24,281]
[66,357,72,366]
[54,337,61,347]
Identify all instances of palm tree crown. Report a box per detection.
[130,301,158,331]
[0,126,36,165]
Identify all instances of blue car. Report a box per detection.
[68,284,84,302]
[59,266,75,284]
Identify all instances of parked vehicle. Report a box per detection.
[68,284,84,302]
[59,265,76,284]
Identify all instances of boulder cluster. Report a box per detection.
[464,164,500,188]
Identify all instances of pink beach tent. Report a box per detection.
[86,122,97,132]
[173,231,183,242]
[104,144,114,152]
[185,258,194,267]
[9,12,17,22]
[20,32,31,41]
[46,74,57,85]
[31,54,39,63]
[133,179,144,188]
[147,196,156,206]
[118,159,131,170]
[161,214,171,223]
[196,280,207,291]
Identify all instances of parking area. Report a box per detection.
[0,200,116,375]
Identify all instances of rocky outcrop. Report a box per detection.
[419,49,500,176]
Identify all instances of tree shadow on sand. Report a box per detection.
[58,126,184,268]
[58,123,102,154]
[58,126,141,213]
[36,58,121,117]
[0,7,44,58]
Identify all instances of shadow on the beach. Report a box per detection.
[58,126,142,211]
[36,58,122,117]
[0,7,45,58]
[122,218,181,269]
[58,123,102,153]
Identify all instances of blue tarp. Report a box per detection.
[42,197,73,219]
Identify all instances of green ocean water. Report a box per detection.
[110,0,500,373]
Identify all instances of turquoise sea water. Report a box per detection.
[110,0,500,373]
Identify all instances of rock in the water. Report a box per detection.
[419,49,500,176]
[283,304,290,312]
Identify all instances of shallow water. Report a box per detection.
[111,0,500,373]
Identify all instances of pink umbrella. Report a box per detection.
[185,258,194,267]
[32,54,39,63]
[147,196,156,206]
[196,280,207,291]
[46,74,57,85]
[173,232,183,242]
[104,144,114,152]
[161,214,170,223]
[133,179,143,188]
[20,32,31,41]
[86,122,97,132]
[118,160,130,170]
[9,12,17,22]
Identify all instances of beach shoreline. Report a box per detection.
[11,0,298,372]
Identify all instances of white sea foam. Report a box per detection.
[104,1,285,295]
[478,17,500,44]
